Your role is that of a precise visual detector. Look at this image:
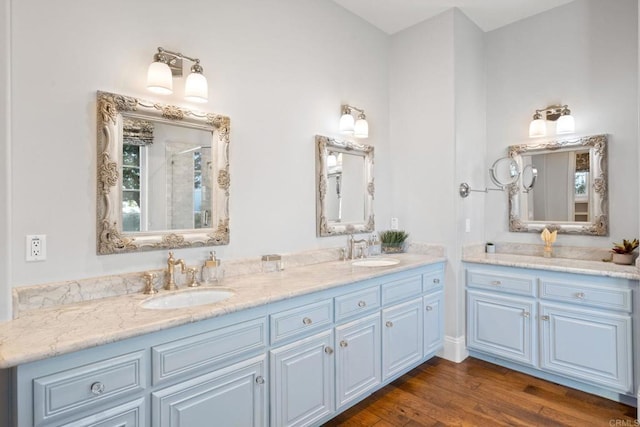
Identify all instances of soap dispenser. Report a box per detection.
[201,251,222,285]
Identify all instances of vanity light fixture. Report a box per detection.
[339,104,369,138]
[528,104,574,138]
[147,47,209,103]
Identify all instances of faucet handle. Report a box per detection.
[143,272,158,295]
[187,267,200,288]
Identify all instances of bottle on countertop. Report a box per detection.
[202,251,223,284]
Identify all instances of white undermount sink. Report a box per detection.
[141,288,234,310]
[352,258,400,267]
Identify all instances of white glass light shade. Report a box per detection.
[528,118,546,138]
[354,118,369,138]
[147,61,173,95]
[339,113,355,134]
[556,114,575,134]
[184,72,208,103]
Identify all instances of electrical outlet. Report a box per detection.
[465,218,471,233]
[26,235,46,261]
[391,218,399,230]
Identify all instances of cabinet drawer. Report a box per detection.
[33,351,145,426]
[62,397,145,427]
[382,275,423,305]
[152,317,267,385]
[467,269,535,296]
[270,299,333,344]
[540,280,632,312]
[335,286,381,322]
[423,269,444,293]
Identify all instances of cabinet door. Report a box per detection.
[423,291,444,357]
[335,313,381,409]
[152,355,267,427]
[270,330,335,427]
[467,290,535,366]
[540,303,633,393]
[382,298,423,380]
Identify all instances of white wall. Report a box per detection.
[390,9,486,357]
[486,0,639,246]
[4,0,391,320]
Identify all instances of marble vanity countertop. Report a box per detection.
[0,253,444,369]
[463,252,640,280]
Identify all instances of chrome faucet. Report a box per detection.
[348,234,369,260]
[166,251,187,290]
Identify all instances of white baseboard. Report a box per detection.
[439,335,468,363]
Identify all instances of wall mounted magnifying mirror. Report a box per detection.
[489,157,521,188]
[96,91,230,254]
[509,134,608,235]
[316,135,374,236]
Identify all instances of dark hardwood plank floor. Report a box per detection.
[323,357,637,426]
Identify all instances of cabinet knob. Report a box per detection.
[302,317,312,325]
[522,311,530,318]
[541,315,550,321]
[255,376,265,385]
[490,280,501,286]
[90,382,105,396]
[340,340,349,348]
[324,346,334,355]
[433,278,440,284]
[575,292,585,299]
[426,305,433,311]
[358,300,366,308]
[385,321,393,328]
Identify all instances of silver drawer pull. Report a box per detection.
[340,340,348,348]
[324,346,334,355]
[490,280,501,286]
[90,382,105,396]
[575,292,585,299]
[358,300,366,308]
[541,315,550,321]
[385,321,393,328]
[302,317,312,325]
[426,305,433,311]
[433,278,440,284]
[255,376,265,385]
[522,311,530,318]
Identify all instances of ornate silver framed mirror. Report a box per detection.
[316,135,374,236]
[96,91,230,254]
[508,134,608,236]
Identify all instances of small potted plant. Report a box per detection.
[380,230,409,254]
[611,239,639,265]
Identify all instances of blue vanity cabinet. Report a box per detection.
[465,263,637,402]
[269,329,335,427]
[151,355,267,427]
[14,261,446,427]
[335,312,381,409]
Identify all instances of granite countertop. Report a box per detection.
[463,252,640,280]
[0,253,445,369]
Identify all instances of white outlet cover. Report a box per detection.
[26,234,46,261]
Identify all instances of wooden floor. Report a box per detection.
[323,357,637,426]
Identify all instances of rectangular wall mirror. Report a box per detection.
[508,134,608,236]
[316,135,374,236]
[97,91,230,254]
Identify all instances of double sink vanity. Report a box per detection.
[2,253,446,426]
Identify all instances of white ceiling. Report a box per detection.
[331,0,575,33]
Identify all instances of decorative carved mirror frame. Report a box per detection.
[508,134,608,236]
[316,135,374,236]
[96,91,230,254]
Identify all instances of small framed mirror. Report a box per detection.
[97,91,230,254]
[508,134,608,235]
[316,135,374,236]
